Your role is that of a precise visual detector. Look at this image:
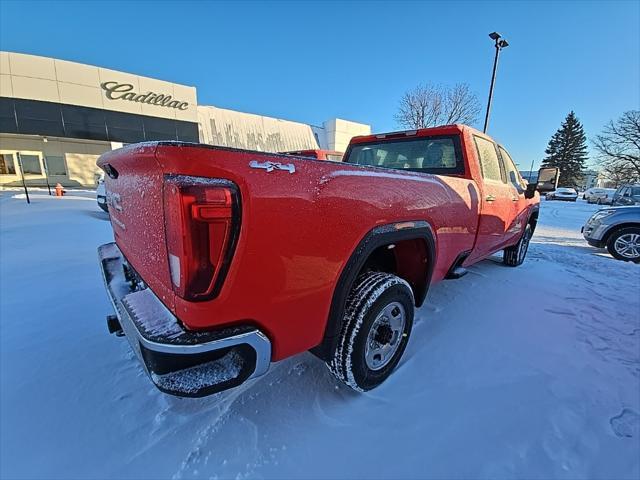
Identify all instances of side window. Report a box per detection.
[346,135,464,175]
[498,146,524,190]
[0,153,16,174]
[19,154,42,175]
[474,136,503,182]
[45,155,67,176]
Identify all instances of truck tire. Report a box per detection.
[503,223,533,267]
[606,227,640,263]
[327,272,414,392]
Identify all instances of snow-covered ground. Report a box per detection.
[1,193,638,479]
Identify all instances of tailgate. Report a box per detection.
[97,144,176,311]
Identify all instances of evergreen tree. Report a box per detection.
[541,111,588,186]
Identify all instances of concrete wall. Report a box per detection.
[197,107,371,154]
[0,134,109,188]
[198,106,319,152]
[322,118,371,152]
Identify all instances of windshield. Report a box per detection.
[344,135,464,175]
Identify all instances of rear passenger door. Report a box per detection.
[470,136,518,259]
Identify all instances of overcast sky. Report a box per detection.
[1,0,638,170]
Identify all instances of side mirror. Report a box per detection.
[524,183,537,199]
[536,167,560,193]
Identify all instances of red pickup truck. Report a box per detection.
[97,125,546,397]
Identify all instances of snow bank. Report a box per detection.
[0,197,638,479]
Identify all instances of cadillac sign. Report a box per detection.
[100,81,189,110]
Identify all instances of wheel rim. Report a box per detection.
[614,233,640,259]
[365,302,406,371]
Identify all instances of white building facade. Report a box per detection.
[0,52,370,188]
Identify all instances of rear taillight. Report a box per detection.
[163,176,240,302]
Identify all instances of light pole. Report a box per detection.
[529,158,535,182]
[42,137,52,195]
[483,32,509,133]
[16,152,31,205]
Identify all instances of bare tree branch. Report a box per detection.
[394,83,481,129]
[592,110,640,184]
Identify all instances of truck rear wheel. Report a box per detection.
[503,223,533,267]
[327,272,414,392]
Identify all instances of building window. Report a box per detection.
[0,98,18,134]
[0,154,16,174]
[175,121,199,142]
[45,156,67,176]
[15,99,66,137]
[61,104,107,140]
[144,117,178,141]
[104,111,145,144]
[19,155,42,175]
[6,98,199,144]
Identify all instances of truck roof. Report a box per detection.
[349,124,489,145]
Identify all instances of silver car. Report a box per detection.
[585,188,616,205]
[546,187,578,202]
[582,206,640,262]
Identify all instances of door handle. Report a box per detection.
[485,195,496,202]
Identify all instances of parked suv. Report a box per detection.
[582,206,640,262]
[611,184,640,206]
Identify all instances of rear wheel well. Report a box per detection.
[359,239,429,308]
[311,222,435,362]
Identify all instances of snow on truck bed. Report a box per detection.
[0,192,638,479]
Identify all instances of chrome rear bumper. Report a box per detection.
[98,242,271,397]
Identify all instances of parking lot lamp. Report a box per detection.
[483,32,509,133]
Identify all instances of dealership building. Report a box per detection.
[0,51,370,188]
